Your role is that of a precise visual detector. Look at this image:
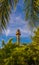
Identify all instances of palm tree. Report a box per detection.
[32,27,39,44]
[0,0,18,31]
[24,0,39,27]
[2,40,5,47]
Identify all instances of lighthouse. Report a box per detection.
[16,29,21,45]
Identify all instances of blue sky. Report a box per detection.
[0,0,35,46]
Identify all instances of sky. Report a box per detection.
[0,0,35,47]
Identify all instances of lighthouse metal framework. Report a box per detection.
[16,29,21,45]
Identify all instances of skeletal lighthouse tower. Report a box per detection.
[16,29,21,45]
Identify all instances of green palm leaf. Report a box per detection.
[24,0,39,27]
[0,0,18,32]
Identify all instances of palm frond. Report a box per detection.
[24,0,39,27]
[0,0,18,31]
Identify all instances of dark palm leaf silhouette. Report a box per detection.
[24,0,39,27]
[0,0,18,32]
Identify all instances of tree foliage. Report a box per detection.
[0,27,39,65]
[0,0,18,31]
[0,0,39,31]
[32,27,39,44]
[24,0,39,27]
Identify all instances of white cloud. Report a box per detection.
[3,29,10,36]
[2,13,34,37]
